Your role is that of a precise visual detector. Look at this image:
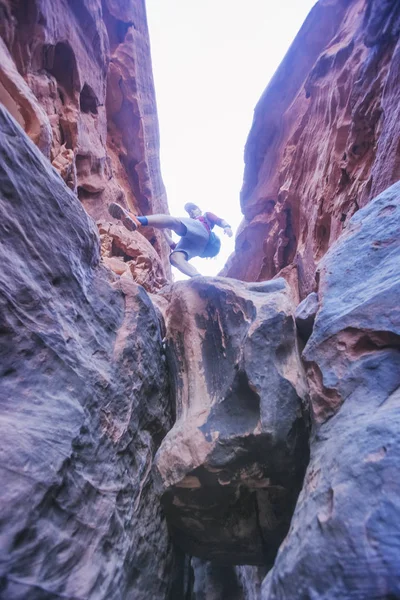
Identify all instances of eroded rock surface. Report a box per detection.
[262,182,400,599]
[224,0,400,300]
[155,277,309,566]
[0,0,171,280]
[0,107,177,599]
[98,221,168,292]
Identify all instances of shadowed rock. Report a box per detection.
[295,292,319,342]
[262,182,400,599]
[0,106,177,599]
[154,277,310,566]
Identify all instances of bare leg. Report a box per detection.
[128,212,186,235]
[170,251,202,278]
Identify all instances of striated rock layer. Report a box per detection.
[224,0,400,300]
[0,0,171,279]
[0,106,179,599]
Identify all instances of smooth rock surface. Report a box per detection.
[224,0,400,300]
[155,277,310,566]
[262,182,400,599]
[0,107,177,599]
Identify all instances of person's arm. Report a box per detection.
[205,212,233,237]
[219,218,233,237]
[163,230,177,249]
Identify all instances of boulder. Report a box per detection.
[224,0,400,300]
[154,277,309,565]
[190,558,265,600]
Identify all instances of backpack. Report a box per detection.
[201,231,221,258]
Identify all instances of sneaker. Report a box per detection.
[108,202,140,232]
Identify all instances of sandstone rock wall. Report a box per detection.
[0,0,171,280]
[224,0,400,300]
[262,180,400,600]
[0,106,179,599]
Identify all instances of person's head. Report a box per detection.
[184,202,202,218]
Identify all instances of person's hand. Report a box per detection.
[224,226,233,237]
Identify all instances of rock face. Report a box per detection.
[155,277,309,566]
[262,182,400,599]
[0,0,171,278]
[98,221,168,292]
[0,107,178,599]
[224,0,400,300]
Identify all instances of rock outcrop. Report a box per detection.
[262,181,400,599]
[224,0,400,300]
[0,0,171,281]
[155,277,309,566]
[0,106,178,599]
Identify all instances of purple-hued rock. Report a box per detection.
[0,106,178,599]
[190,558,266,600]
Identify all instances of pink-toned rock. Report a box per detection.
[224,0,400,300]
[98,220,168,292]
[0,0,171,277]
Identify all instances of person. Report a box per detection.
[108,202,233,277]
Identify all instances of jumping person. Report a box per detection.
[108,202,233,277]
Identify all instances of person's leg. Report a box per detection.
[169,251,201,277]
[140,214,186,235]
[109,203,186,235]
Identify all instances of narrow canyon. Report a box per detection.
[0,1,399,598]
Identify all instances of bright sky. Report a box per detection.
[146,0,317,280]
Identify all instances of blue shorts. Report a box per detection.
[171,217,210,260]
